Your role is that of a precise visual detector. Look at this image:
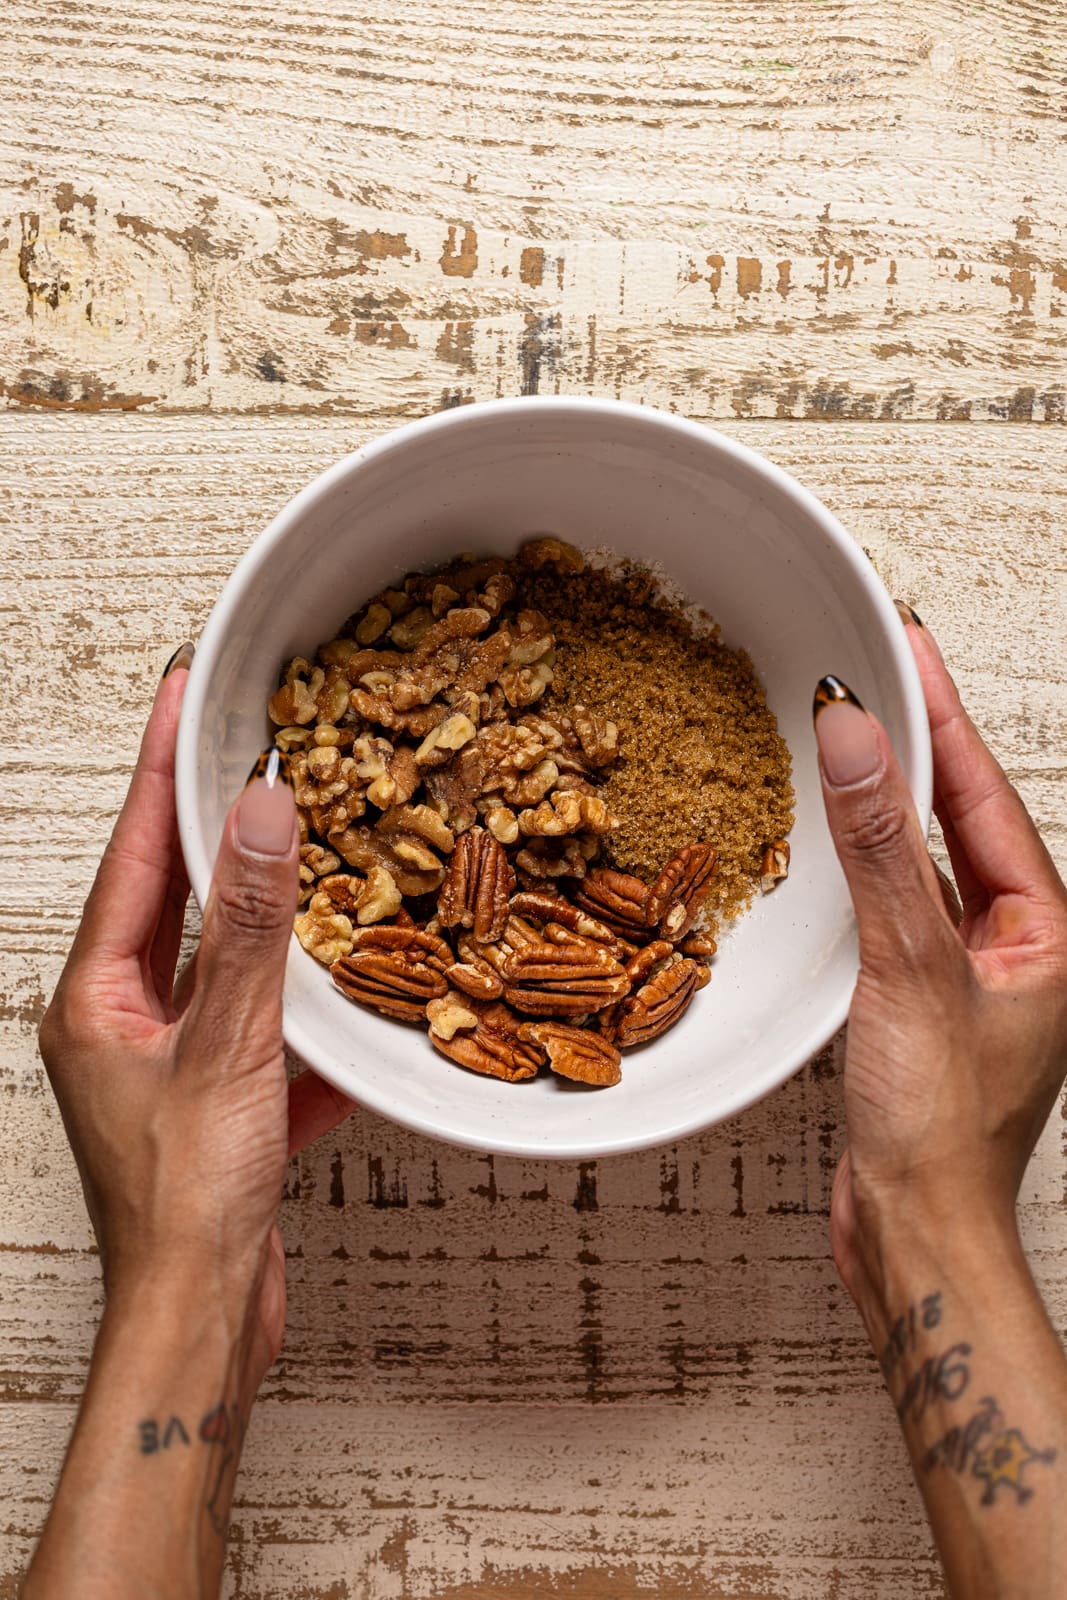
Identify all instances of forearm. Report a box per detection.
[24,1275,257,1600]
[856,1207,1067,1600]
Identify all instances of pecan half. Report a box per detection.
[646,843,718,942]
[428,999,543,1082]
[445,959,505,1000]
[330,925,452,1021]
[623,939,675,989]
[613,957,703,1047]
[572,867,652,938]
[759,838,790,893]
[437,826,515,943]
[517,1019,622,1087]
[509,890,626,956]
[501,936,630,1017]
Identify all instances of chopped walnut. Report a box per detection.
[517,789,617,838]
[476,572,516,616]
[301,841,341,879]
[518,536,585,573]
[319,637,360,668]
[291,748,363,815]
[355,864,403,924]
[353,735,420,809]
[387,605,435,650]
[572,705,618,767]
[294,906,355,965]
[329,824,445,897]
[274,724,314,752]
[268,658,321,726]
[314,875,365,917]
[355,603,392,644]
[415,712,478,768]
[425,991,479,1040]
[485,805,520,844]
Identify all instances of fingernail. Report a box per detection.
[162,642,195,679]
[813,676,882,787]
[237,747,295,856]
[893,600,924,629]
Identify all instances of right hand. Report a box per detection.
[814,615,1067,1308]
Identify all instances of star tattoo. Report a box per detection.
[972,1428,1057,1506]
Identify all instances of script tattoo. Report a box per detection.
[138,1416,191,1454]
[879,1291,943,1380]
[922,1395,1003,1476]
[895,1342,972,1424]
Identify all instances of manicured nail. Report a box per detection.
[893,600,924,629]
[237,747,295,855]
[813,676,881,787]
[162,642,195,679]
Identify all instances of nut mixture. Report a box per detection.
[268,539,793,1089]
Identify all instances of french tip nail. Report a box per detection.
[162,642,195,679]
[245,745,294,790]
[813,675,865,719]
[893,600,924,630]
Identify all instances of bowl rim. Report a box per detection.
[175,395,932,1158]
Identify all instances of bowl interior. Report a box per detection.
[177,400,929,1158]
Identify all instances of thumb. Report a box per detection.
[814,676,948,974]
[191,747,299,1057]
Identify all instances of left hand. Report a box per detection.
[38,647,357,1392]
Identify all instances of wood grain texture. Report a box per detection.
[2,0,1066,421]
[1,415,1066,1598]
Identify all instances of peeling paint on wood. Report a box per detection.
[1,0,1066,420]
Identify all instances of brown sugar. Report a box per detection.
[515,559,795,931]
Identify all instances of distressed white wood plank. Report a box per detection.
[1,0,1066,419]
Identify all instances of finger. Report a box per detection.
[931,857,963,929]
[73,645,194,967]
[189,748,299,1064]
[933,792,988,932]
[172,948,199,1016]
[287,1070,359,1157]
[814,675,953,973]
[901,610,1061,901]
[148,852,191,1006]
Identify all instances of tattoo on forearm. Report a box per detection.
[922,1396,1057,1505]
[880,1291,943,1379]
[922,1395,1004,1475]
[136,1401,244,1538]
[138,1416,190,1453]
[882,1289,1057,1508]
[895,1342,972,1424]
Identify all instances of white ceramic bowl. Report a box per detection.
[176,397,931,1159]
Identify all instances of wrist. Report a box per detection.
[99,1265,262,1413]
[847,1185,1025,1354]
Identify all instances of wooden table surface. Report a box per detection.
[2,4,1065,1596]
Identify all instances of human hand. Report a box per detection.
[39,646,357,1392]
[816,613,1067,1308]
